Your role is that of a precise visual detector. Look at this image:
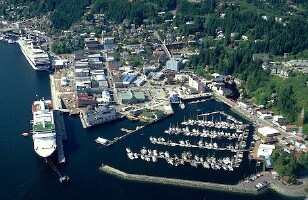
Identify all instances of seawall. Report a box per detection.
[99,164,261,195]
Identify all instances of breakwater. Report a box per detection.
[99,164,261,195]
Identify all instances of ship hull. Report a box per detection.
[31,99,57,158]
[17,39,50,71]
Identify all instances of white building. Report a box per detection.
[238,102,254,109]
[188,75,205,93]
[259,114,272,120]
[258,126,279,137]
[273,115,288,125]
[257,144,275,158]
[101,90,111,104]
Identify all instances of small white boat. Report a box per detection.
[22,132,29,137]
[95,137,111,146]
[7,39,15,44]
[179,99,185,109]
[59,176,70,183]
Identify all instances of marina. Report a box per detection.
[126,147,243,170]
[164,126,248,140]
[149,136,249,152]
[124,110,250,174]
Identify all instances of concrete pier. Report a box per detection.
[54,110,67,163]
[99,164,261,195]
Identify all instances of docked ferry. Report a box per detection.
[31,99,57,157]
[17,37,50,70]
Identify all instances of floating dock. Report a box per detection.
[54,110,67,163]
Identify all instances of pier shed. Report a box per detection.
[258,126,279,137]
[257,144,275,158]
[118,90,145,104]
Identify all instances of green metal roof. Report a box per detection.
[33,122,55,131]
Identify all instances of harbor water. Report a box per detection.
[0,42,302,200]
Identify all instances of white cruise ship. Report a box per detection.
[17,37,50,70]
[31,99,57,157]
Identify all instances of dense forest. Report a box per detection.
[272,147,308,183]
[92,0,177,25]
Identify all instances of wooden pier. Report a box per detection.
[100,114,173,147]
[54,110,67,163]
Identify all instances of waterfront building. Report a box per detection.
[258,126,279,137]
[51,59,68,69]
[118,90,145,104]
[188,75,205,93]
[80,106,118,128]
[217,87,233,97]
[257,144,275,157]
[77,96,97,107]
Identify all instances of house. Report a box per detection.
[217,87,233,97]
[212,73,224,82]
[238,102,253,109]
[108,61,123,71]
[105,52,115,62]
[273,115,288,126]
[259,114,272,120]
[282,124,298,132]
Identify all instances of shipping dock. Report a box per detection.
[54,110,67,163]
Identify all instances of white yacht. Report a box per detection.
[31,99,57,157]
[17,37,50,70]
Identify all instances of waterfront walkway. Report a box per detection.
[99,164,260,195]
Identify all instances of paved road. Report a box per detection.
[213,92,302,141]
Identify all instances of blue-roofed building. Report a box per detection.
[265,155,273,169]
[123,74,137,85]
[169,94,180,104]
